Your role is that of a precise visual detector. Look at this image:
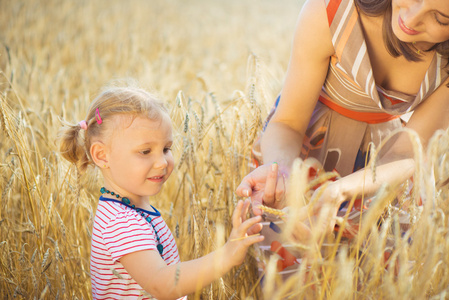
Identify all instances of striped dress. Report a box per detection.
[90,199,186,300]
[251,0,448,277]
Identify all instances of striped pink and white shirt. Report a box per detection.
[90,199,185,299]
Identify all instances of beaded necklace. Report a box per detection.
[99,187,164,257]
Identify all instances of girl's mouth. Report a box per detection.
[147,176,164,182]
[398,16,420,35]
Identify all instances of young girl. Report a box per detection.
[59,84,264,299]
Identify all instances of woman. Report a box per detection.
[236,0,449,274]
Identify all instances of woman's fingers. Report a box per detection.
[262,163,279,206]
[251,201,263,216]
[235,178,253,198]
[236,165,271,215]
[273,173,286,209]
[291,221,312,244]
[236,164,271,200]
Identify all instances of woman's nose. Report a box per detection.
[402,2,426,29]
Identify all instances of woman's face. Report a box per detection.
[391,0,449,48]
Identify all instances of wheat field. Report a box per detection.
[1,0,449,299]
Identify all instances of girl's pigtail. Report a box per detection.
[58,120,90,172]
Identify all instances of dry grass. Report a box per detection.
[1,0,449,299]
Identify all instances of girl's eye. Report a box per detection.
[164,147,172,154]
[140,150,151,155]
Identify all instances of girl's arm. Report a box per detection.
[120,200,264,300]
[236,0,334,206]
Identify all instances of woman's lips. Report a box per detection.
[398,16,420,35]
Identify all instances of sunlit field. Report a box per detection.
[1,0,449,299]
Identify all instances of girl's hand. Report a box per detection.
[223,199,264,267]
[236,163,288,215]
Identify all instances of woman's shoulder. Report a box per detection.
[302,0,355,23]
[325,0,358,28]
[291,0,335,58]
[296,0,357,37]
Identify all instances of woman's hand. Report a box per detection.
[286,182,343,247]
[223,199,264,266]
[236,163,288,215]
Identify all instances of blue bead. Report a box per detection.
[146,216,152,222]
[131,205,135,208]
[157,244,163,255]
[100,187,106,194]
[122,197,130,205]
[111,192,115,196]
[116,194,120,198]
[269,222,282,233]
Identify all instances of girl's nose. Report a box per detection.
[154,154,168,169]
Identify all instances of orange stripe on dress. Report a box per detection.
[382,93,405,105]
[327,0,342,26]
[319,95,400,124]
[330,56,361,88]
[336,9,358,59]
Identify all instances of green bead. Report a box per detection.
[131,205,135,208]
[122,197,130,205]
[100,187,106,194]
[157,244,163,255]
[146,216,152,222]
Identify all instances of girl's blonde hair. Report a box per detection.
[59,83,168,172]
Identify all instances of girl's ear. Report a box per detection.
[90,141,109,168]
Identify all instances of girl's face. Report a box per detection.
[104,114,174,202]
[391,0,449,47]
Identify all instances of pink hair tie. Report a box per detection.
[78,120,88,130]
[95,108,103,125]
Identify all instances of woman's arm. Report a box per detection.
[295,80,449,239]
[261,0,334,168]
[236,0,334,207]
[328,77,449,208]
[120,200,264,300]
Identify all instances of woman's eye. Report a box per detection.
[435,14,449,26]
